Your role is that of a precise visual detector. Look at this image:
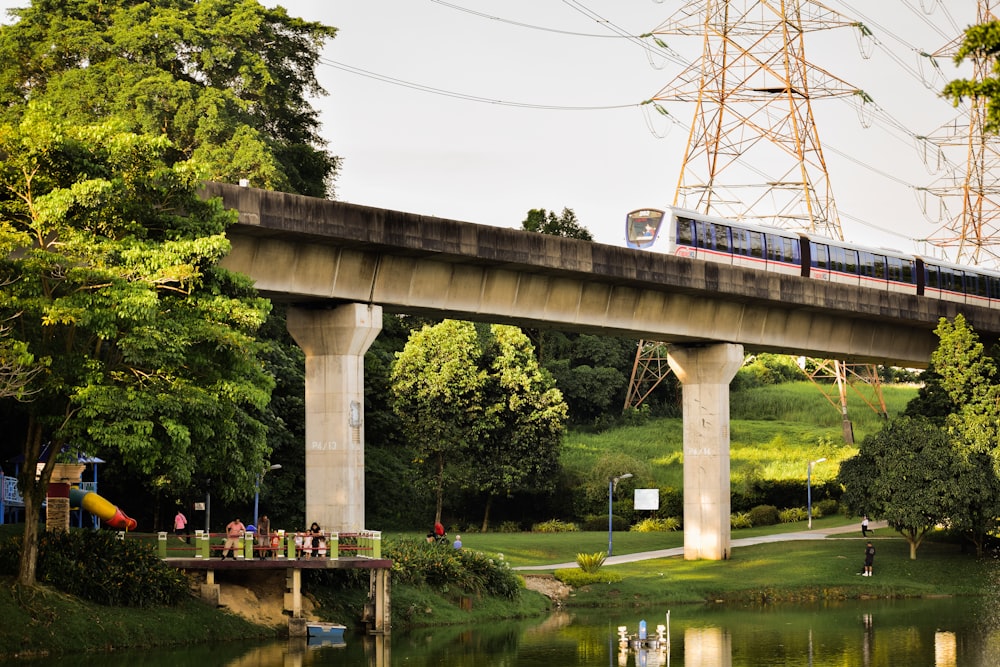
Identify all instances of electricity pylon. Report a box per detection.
[919,1,1000,267]
[625,0,883,442]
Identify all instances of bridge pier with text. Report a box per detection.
[287,304,382,532]
[669,343,744,561]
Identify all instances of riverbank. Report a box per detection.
[1,524,993,658]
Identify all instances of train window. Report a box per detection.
[937,265,963,293]
[764,234,797,263]
[712,223,731,252]
[873,255,887,280]
[968,272,988,298]
[748,231,764,258]
[844,249,858,275]
[811,243,829,269]
[675,216,694,246]
[925,265,940,290]
[990,275,1000,299]
[695,220,710,248]
[887,257,915,283]
[901,259,914,284]
[626,210,665,245]
[828,246,846,272]
[858,251,875,278]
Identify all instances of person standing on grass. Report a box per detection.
[864,541,876,577]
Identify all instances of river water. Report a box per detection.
[5,596,1000,666]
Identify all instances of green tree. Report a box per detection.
[943,21,1000,133]
[0,107,274,585]
[469,325,567,531]
[931,314,1000,455]
[838,418,960,559]
[389,320,487,526]
[389,320,567,528]
[0,0,339,197]
[521,208,593,240]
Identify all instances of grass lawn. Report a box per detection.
[399,514,856,568]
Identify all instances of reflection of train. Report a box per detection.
[626,207,1000,307]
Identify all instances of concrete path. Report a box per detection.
[514,520,888,571]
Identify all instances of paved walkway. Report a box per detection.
[514,520,888,571]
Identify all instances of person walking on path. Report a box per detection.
[174,509,188,543]
[861,515,870,537]
[863,541,876,576]
[222,517,245,560]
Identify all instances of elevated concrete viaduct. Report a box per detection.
[204,182,1000,560]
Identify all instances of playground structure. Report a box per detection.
[0,449,135,531]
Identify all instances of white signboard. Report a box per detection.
[634,488,659,511]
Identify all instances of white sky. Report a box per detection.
[0,1,987,254]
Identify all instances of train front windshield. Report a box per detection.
[626,209,666,248]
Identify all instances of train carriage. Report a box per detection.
[624,206,1000,308]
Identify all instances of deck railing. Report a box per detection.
[155,529,382,560]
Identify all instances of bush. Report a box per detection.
[554,567,623,587]
[748,505,780,527]
[580,514,629,532]
[496,521,521,533]
[779,507,808,523]
[576,552,606,573]
[532,519,579,533]
[630,517,680,532]
[383,538,520,599]
[731,512,753,529]
[0,530,187,607]
[815,499,839,517]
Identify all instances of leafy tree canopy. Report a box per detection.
[943,20,1000,133]
[521,207,593,241]
[0,0,339,197]
[838,417,960,559]
[0,104,274,584]
[389,320,567,529]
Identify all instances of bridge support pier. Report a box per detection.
[668,343,743,561]
[287,304,382,532]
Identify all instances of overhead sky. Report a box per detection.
[0,1,987,256]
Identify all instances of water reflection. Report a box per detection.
[5,597,1000,666]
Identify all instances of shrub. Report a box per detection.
[383,538,520,599]
[575,552,606,573]
[815,499,839,517]
[554,567,623,587]
[0,530,187,607]
[580,514,629,531]
[630,517,680,532]
[748,505,780,527]
[532,519,579,533]
[779,507,808,523]
[496,521,521,533]
[731,512,753,529]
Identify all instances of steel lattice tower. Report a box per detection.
[921,1,1000,267]
[625,0,885,441]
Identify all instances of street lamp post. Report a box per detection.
[253,464,282,527]
[608,473,633,556]
[807,458,827,529]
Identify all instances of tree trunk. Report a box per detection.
[16,421,59,587]
[481,495,493,533]
[433,453,444,526]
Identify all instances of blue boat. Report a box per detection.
[306,622,346,643]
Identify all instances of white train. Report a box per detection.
[626,207,1000,307]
